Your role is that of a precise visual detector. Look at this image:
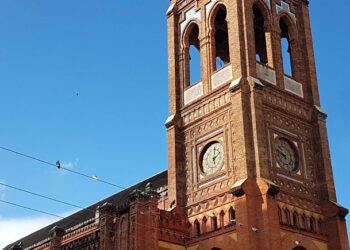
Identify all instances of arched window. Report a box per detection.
[280,18,293,76]
[211,214,218,230]
[185,24,201,86]
[301,214,307,229]
[229,207,236,223]
[278,207,282,223]
[284,209,291,225]
[195,219,201,236]
[202,217,208,233]
[212,248,223,250]
[212,6,230,70]
[220,210,225,227]
[292,212,299,227]
[253,4,267,64]
[309,217,315,232]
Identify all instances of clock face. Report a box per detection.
[201,142,224,175]
[275,138,299,171]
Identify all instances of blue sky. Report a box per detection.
[0,0,349,247]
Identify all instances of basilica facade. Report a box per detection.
[6,0,349,249]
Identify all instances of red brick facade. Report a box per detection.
[166,0,349,249]
[6,0,349,250]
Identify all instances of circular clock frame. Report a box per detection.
[199,141,224,176]
[274,137,299,172]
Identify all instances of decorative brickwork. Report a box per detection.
[5,0,349,249]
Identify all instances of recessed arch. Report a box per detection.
[284,208,291,224]
[208,3,230,71]
[182,22,202,86]
[253,3,268,64]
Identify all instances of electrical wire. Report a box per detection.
[0,145,125,190]
[0,182,85,210]
[0,181,191,238]
[0,198,192,244]
[0,200,65,220]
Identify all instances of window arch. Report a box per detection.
[301,214,307,230]
[253,4,268,64]
[279,17,294,76]
[309,217,315,232]
[210,5,230,70]
[195,219,201,236]
[211,214,218,230]
[202,217,208,233]
[220,210,225,227]
[229,207,236,223]
[278,207,282,223]
[184,23,201,86]
[284,209,291,224]
[292,212,299,227]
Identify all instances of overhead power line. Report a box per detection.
[0,145,125,190]
[0,200,65,220]
[0,198,192,242]
[0,181,195,239]
[0,182,85,210]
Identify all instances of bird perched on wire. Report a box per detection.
[56,161,61,169]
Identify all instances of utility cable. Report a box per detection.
[0,198,192,243]
[0,146,125,190]
[0,182,85,210]
[0,182,191,238]
[0,200,65,220]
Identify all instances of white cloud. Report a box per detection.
[62,158,79,169]
[0,216,57,249]
[0,210,77,249]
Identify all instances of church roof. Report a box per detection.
[4,170,168,250]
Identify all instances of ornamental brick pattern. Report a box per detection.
[5,0,349,250]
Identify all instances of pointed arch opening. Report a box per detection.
[229,207,236,223]
[195,219,201,236]
[185,23,201,86]
[220,210,225,227]
[202,217,208,233]
[301,214,307,230]
[280,18,293,76]
[211,5,230,70]
[292,212,299,227]
[309,217,315,232]
[284,209,291,225]
[278,207,282,223]
[211,214,218,230]
[253,4,268,64]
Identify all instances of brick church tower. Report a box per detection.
[165,0,349,249]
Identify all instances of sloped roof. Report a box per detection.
[4,170,168,250]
